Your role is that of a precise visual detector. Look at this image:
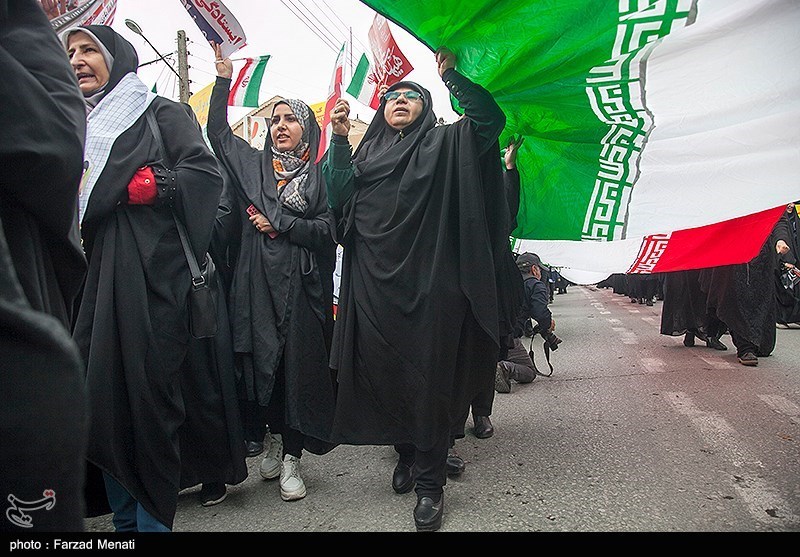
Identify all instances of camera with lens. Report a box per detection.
[531,322,562,351]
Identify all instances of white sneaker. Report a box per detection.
[259,433,283,480]
[280,454,306,501]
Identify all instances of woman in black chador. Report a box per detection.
[64,25,223,531]
[324,47,519,531]
[207,43,338,503]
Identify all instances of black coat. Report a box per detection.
[73,84,223,527]
[660,269,710,336]
[207,78,337,448]
[324,71,517,450]
[0,0,88,532]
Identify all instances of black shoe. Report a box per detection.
[646,298,653,306]
[706,337,728,351]
[200,482,227,507]
[245,440,264,458]
[446,451,465,476]
[414,494,444,532]
[392,462,415,494]
[472,415,494,439]
[683,332,695,347]
[737,352,758,366]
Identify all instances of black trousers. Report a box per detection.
[239,357,304,458]
[394,429,449,500]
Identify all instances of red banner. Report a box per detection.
[367,14,413,94]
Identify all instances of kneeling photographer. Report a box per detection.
[495,252,561,393]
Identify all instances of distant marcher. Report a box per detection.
[660,269,727,350]
[699,224,786,366]
[775,202,800,327]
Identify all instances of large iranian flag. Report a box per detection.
[362,0,799,283]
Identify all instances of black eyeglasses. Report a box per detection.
[384,90,422,102]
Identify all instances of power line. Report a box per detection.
[280,0,341,55]
[318,0,370,56]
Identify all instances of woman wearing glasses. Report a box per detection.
[324,47,519,531]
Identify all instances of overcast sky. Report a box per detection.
[110,0,459,124]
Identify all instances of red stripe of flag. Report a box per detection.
[629,205,787,273]
[315,44,346,164]
[228,57,254,106]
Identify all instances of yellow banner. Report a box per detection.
[310,101,326,129]
[188,81,215,128]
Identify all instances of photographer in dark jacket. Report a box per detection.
[495,252,556,393]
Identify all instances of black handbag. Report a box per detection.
[145,109,217,339]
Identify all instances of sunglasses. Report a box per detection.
[384,90,422,102]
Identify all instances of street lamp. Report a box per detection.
[124,18,189,101]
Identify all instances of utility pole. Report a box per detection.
[177,30,190,103]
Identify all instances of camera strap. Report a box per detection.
[528,341,554,377]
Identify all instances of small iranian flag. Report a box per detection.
[315,43,346,164]
[228,55,270,107]
[345,53,380,109]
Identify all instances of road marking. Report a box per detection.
[697,355,734,369]
[640,357,664,374]
[641,316,659,325]
[607,318,622,325]
[628,309,641,313]
[664,391,800,527]
[758,395,800,426]
[612,327,638,345]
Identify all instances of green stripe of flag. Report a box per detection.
[242,55,270,108]
[346,53,370,98]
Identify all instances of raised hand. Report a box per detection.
[435,47,456,77]
[211,42,233,80]
[331,98,351,136]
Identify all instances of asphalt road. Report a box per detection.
[83,285,800,534]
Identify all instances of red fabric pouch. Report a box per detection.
[127,166,158,205]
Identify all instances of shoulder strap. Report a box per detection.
[173,213,205,287]
[145,107,204,287]
[144,108,167,164]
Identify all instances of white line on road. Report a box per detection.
[697,356,734,369]
[607,318,622,325]
[612,327,638,345]
[664,391,800,527]
[640,357,664,374]
[641,316,659,325]
[758,394,800,426]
